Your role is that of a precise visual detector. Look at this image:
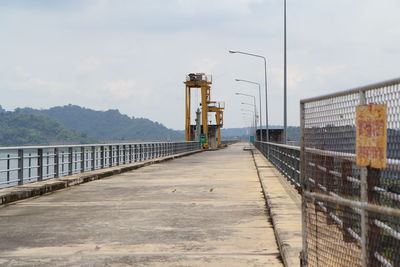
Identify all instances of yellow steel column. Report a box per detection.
[185,85,191,141]
[216,111,221,148]
[201,85,209,148]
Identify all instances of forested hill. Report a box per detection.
[20,105,183,142]
[0,110,95,146]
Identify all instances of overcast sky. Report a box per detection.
[1,0,400,129]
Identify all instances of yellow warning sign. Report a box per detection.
[356,104,387,168]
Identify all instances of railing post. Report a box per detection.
[37,149,43,181]
[81,147,85,173]
[46,151,50,178]
[91,146,96,171]
[28,153,32,180]
[54,148,59,178]
[109,145,112,166]
[122,145,126,164]
[6,154,10,184]
[100,146,104,168]
[117,145,121,166]
[61,150,65,176]
[18,149,24,185]
[128,145,132,163]
[68,147,73,175]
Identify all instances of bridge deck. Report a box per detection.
[0,143,282,266]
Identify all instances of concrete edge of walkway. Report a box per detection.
[251,148,302,267]
[0,149,203,206]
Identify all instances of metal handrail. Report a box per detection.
[300,77,400,104]
[0,141,198,151]
[0,141,202,189]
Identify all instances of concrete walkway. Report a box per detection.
[252,149,302,267]
[0,143,283,266]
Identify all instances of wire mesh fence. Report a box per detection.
[301,78,400,267]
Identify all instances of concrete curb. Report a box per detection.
[251,149,302,267]
[0,149,203,206]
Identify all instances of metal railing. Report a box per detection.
[254,141,301,190]
[0,141,201,189]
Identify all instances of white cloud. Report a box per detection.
[104,79,137,99]
[77,58,103,73]
[1,0,400,129]
[192,58,219,73]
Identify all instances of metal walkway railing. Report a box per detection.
[254,141,301,190]
[0,141,201,188]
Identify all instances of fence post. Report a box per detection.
[360,167,368,267]
[18,149,24,185]
[359,90,368,267]
[367,167,381,266]
[299,101,308,266]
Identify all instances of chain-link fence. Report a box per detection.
[300,78,400,267]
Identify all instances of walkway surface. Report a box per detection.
[0,143,283,266]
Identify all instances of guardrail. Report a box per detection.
[0,141,201,189]
[254,141,301,190]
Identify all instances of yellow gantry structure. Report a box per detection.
[209,104,224,148]
[184,73,224,149]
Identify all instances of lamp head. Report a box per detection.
[235,79,240,81]
[228,50,237,54]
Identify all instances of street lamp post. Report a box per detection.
[236,92,258,138]
[235,79,262,140]
[241,115,251,140]
[241,109,256,138]
[241,101,257,138]
[229,50,269,143]
[283,0,287,144]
